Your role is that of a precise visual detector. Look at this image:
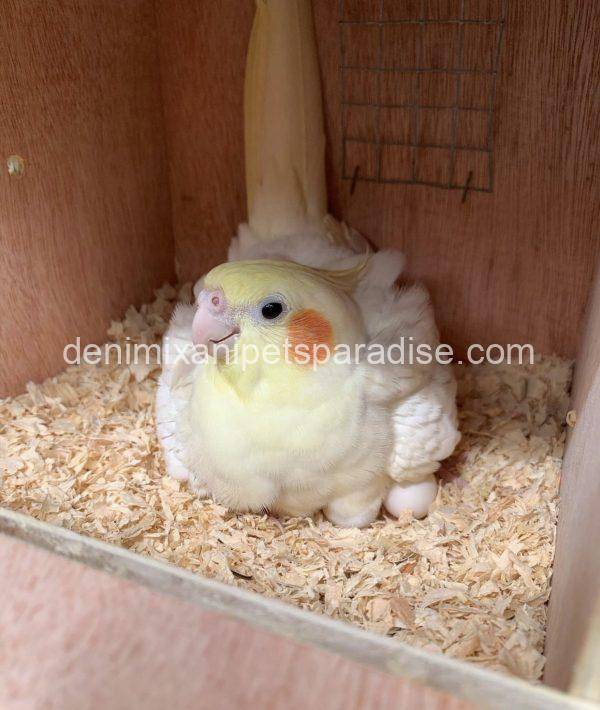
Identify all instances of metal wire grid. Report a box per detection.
[339,0,507,193]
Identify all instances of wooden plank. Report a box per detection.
[159,0,600,358]
[544,264,600,696]
[0,534,471,710]
[0,508,593,710]
[0,0,174,396]
[570,595,600,702]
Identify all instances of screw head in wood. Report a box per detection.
[7,155,25,178]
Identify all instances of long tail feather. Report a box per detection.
[244,0,327,240]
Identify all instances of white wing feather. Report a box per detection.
[156,304,198,482]
[354,266,460,483]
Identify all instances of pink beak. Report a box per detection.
[192,289,240,356]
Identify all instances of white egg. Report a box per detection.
[384,475,439,519]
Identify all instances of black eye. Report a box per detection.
[261,301,283,320]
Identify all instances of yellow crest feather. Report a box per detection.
[205,257,369,302]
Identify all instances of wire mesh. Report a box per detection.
[339,0,507,192]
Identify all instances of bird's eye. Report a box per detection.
[261,301,283,320]
[257,296,287,322]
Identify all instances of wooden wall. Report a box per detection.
[159,0,600,359]
[544,264,600,695]
[2,0,597,396]
[156,0,253,280]
[0,0,174,396]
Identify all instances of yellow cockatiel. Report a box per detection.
[158,254,459,527]
[184,259,419,526]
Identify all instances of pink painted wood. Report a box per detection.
[0,535,471,710]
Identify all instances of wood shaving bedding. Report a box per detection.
[0,285,571,681]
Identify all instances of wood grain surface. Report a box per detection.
[0,534,472,710]
[2,0,597,395]
[545,265,600,694]
[1,507,590,710]
[0,0,174,396]
[156,0,253,279]
[159,0,600,358]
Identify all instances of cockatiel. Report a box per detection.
[155,0,460,526]
[157,231,460,527]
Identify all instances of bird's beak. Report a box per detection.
[192,289,240,358]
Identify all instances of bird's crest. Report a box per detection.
[205,256,370,300]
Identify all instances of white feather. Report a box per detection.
[156,304,202,486]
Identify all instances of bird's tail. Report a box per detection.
[244,0,369,254]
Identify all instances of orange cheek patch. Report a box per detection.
[286,309,334,365]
